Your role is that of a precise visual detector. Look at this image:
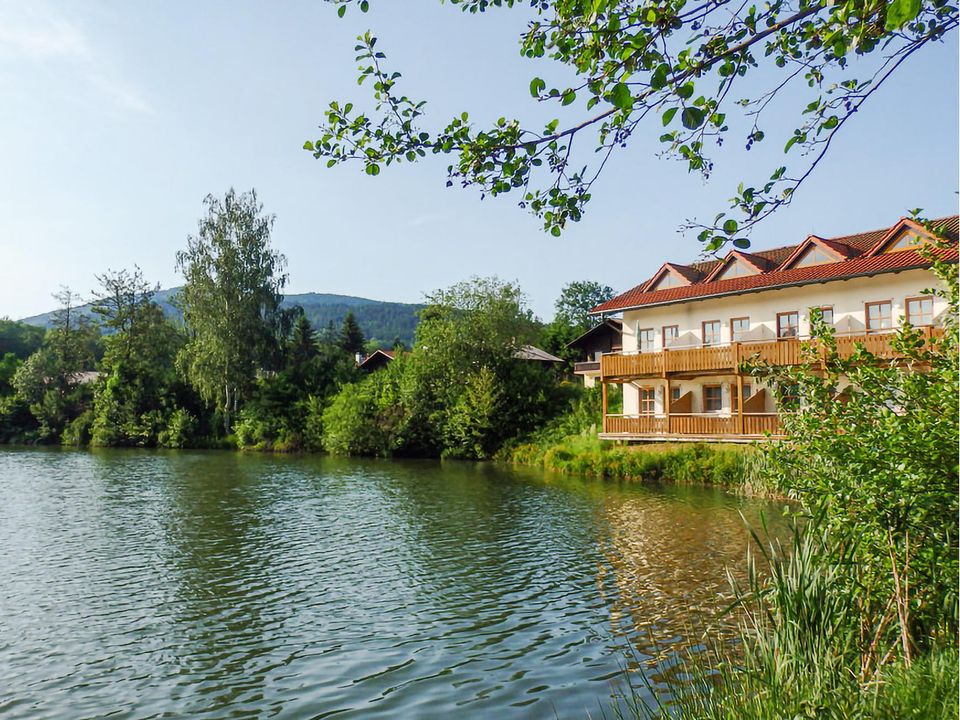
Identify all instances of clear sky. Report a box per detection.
[1,1,957,321]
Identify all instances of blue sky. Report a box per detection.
[1,1,957,321]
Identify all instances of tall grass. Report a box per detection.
[618,522,959,720]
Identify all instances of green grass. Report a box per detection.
[503,433,774,496]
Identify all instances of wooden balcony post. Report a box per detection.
[736,374,744,435]
[601,381,608,434]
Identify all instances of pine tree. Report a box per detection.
[337,312,365,356]
[288,312,318,370]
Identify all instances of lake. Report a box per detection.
[0,448,785,719]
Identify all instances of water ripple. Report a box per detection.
[0,448,783,719]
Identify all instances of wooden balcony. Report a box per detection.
[600,328,942,380]
[602,413,783,441]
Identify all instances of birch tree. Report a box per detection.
[176,189,287,435]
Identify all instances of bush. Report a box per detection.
[61,409,93,447]
[505,432,763,492]
[158,409,196,449]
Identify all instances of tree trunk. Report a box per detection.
[223,383,232,436]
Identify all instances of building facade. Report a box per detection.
[590,216,958,442]
[567,319,623,388]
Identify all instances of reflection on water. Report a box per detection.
[0,448,784,719]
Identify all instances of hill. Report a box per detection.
[18,290,424,348]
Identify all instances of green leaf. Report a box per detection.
[662,107,678,126]
[733,238,751,249]
[651,64,669,90]
[303,141,315,151]
[610,83,633,110]
[681,107,705,130]
[886,0,921,29]
[337,5,346,18]
[561,89,576,106]
[676,82,694,100]
[723,219,739,234]
[530,77,546,97]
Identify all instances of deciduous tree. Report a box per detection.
[311,0,956,246]
[175,188,288,434]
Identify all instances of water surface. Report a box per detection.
[0,448,784,719]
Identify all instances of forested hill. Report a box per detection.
[18,289,425,347]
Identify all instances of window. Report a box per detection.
[732,383,752,412]
[730,317,750,342]
[883,232,923,253]
[818,306,834,327]
[671,386,682,403]
[702,320,722,346]
[703,385,723,412]
[662,325,679,347]
[866,301,892,332]
[639,387,656,415]
[651,272,686,290]
[777,312,799,339]
[638,327,656,352]
[715,259,756,280]
[905,296,933,326]
[793,245,837,268]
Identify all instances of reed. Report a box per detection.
[617,522,959,720]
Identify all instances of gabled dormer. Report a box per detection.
[775,235,855,271]
[864,218,934,256]
[644,263,703,292]
[702,251,770,283]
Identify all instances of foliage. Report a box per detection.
[628,524,959,720]
[321,359,406,456]
[312,0,956,244]
[747,242,958,668]
[295,299,423,348]
[541,280,616,363]
[235,313,360,452]
[337,310,366,355]
[553,280,615,330]
[321,276,570,459]
[11,288,100,442]
[175,188,288,434]
[89,271,189,448]
[158,408,197,449]
[506,432,761,492]
[0,353,21,395]
[0,319,44,359]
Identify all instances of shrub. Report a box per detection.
[158,409,196,449]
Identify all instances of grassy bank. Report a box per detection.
[502,433,776,496]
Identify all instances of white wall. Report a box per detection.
[619,376,776,416]
[613,267,946,418]
[619,268,946,353]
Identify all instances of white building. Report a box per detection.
[590,215,958,441]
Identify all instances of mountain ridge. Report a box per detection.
[19,289,425,347]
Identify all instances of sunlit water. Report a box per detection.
[0,448,786,719]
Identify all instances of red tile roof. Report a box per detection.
[593,216,959,314]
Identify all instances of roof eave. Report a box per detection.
[588,261,947,315]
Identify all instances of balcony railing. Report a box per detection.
[573,360,601,374]
[602,413,783,438]
[600,328,942,379]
